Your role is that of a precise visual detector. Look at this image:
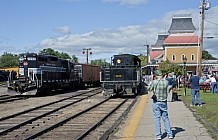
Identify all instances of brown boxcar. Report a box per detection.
[74,64,100,87]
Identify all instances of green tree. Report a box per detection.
[0,52,19,67]
[39,48,58,56]
[71,55,78,63]
[202,50,216,60]
[91,59,110,67]
[59,52,71,59]
[39,48,71,59]
[138,54,147,66]
[158,59,182,76]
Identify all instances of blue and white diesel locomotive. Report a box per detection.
[7,53,100,95]
[100,54,142,96]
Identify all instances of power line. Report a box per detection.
[205,19,218,26]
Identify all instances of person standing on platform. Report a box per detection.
[166,73,174,102]
[148,70,173,140]
[210,75,217,94]
[189,71,202,106]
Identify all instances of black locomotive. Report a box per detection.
[7,53,100,95]
[100,54,142,96]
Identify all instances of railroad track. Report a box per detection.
[0,88,103,139]
[0,95,29,104]
[0,82,7,87]
[0,88,137,140]
[0,83,30,104]
[28,96,137,140]
[0,95,9,99]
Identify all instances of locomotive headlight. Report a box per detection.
[117,59,121,64]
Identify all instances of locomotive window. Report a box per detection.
[38,57,42,61]
[27,57,36,61]
[51,57,58,61]
[19,57,25,61]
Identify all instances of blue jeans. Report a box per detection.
[211,82,217,94]
[191,89,202,105]
[152,101,173,138]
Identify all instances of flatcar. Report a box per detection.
[7,53,100,95]
[100,54,142,96]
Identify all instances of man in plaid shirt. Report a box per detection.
[148,70,173,140]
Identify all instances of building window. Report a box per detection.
[172,55,176,61]
[181,54,186,61]
[191,54,195,60]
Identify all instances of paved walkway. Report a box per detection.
[119,92,214,140]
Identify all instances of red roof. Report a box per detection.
[150,51,164,60]
[164,35,199,44]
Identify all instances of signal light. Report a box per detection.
[82,51,85,54]
[90,52,92,55]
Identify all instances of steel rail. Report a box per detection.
[24,97,111,140]
[0,91,101,136]
[0,95,10,100]
[0,95,9,98]
[0,97,28,104]
[76,98,128,140]
[0,88,100,122]
[100,97,138,140]
[0,83,6,87]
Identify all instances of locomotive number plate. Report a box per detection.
[115,75,122,78]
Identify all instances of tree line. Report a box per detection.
[0,48,111,68]
[0,49,216,73]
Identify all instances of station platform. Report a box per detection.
[115,92,214,140]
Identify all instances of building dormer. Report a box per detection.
[168,14,196,34]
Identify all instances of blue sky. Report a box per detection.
[1,0,218,63]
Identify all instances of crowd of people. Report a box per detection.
[198,74,218,93]
[144,70,218,139]
[144,71,218,96]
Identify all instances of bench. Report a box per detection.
[199,82,210,93]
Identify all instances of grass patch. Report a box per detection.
[178,88,218,140]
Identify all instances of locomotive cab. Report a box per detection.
[8,53,39,94]
[101,54,142,96]
[7,52,100,96]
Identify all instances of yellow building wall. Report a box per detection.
[0,67,18,72]
[166,47,198,63]
[0,67,19,77]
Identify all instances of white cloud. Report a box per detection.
[3,4,216,63]
[54,26,71,34]
[200,5,218,58]
[39,24,161,63]
[37,5,218,63]
[102,0,148,5]
[60,0,148,5]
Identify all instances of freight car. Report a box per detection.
[74,64,101,87]
[100,54,142,96]
[7,53,100,95]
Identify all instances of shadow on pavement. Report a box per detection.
[162,127,185,138]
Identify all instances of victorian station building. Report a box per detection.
[143,14,218,76]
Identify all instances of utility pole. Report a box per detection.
[198,0,210,77]
[82,48,92,64]
[144,45,149,75]
[145,45,149,64]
